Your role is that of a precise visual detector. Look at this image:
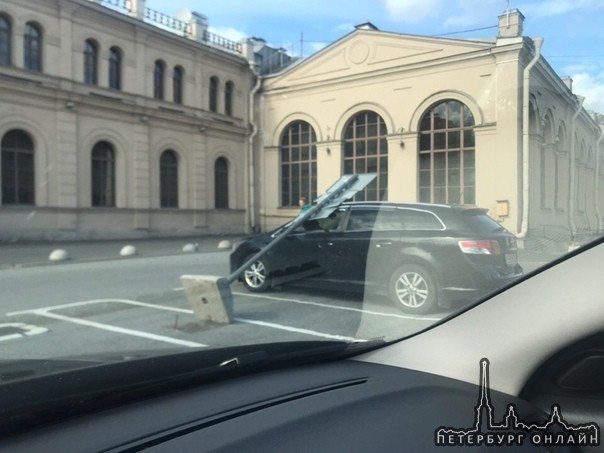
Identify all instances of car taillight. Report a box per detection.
[458,240,501,255]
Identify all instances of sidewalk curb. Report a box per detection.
[1,247,234,270]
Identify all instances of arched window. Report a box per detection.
[280,121,317,207]
[173,66,184,104]
[160,150,178,208]
[225,81,234,116]
[541,113,555,209]
[153,60,165,99]
[0,15,11,66]
[91,141,115,207]
[419,100,475,204]
[343,111,388,201]
[578,141,587,213]
[1,129,35,205]
[83,39,98,85]
[24,22,42,72]
[215,157,229,209]
[209,76,219,112]
[555,123,567,211]
[109,46,122,90]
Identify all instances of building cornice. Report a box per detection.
[263,45,508,97]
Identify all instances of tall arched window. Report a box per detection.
[2,129,35,205]
[209,76,219,112]
[109,46,122,90]
[225,81,234,116]
[91,141,115,207]
[541,113,555,209]
[578,141,587,213]
[419,100,475,204]
[160,150,178,208]
[83,39,98,85]
[0,15,11,66]
[555,123,567,211]
[343,111,388,201]
[153,60,165,99]
[24,22,42,72]
[280,121,317,207]
[173,66,184,104]
[215,157,229,209]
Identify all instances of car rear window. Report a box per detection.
[399,209,444,230]
[459,211,505,233]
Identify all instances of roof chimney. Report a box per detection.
[561,76,573,92]
[498,9,524,38]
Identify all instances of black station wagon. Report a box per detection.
[230,202,523,314]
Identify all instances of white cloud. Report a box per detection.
[385,0,507,30]
[571,72,604,114]
[335,23,356,33]
[561,63,599,75]
[519,0,604,18]
[444,0,506,27]
[309,42,329,53]
[208,26,249,43]
[384,0,445,23]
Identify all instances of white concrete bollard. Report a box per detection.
[217,240,232,250]
[120,245,137,256]
[182,243,199,253]
[49,249,69,262]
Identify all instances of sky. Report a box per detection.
[144,0,604,113]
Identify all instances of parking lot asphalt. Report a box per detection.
[0,235,246,269]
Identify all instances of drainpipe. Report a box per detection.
[568,95,585,239]
[517,37,543,239]
[247,64,262,233]
[595,125,604,231]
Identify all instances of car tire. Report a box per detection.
[242,255,271,292]
[388,264,437,315]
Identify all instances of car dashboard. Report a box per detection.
[0,357,583,452]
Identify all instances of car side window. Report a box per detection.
[303,208,345,232]
[399,209,444,230]
[373,210,404,230]
[346,210,377,231]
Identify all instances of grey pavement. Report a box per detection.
[0,234,247,269]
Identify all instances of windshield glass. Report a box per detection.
[1,0,603,380]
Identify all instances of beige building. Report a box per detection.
[257,11,604,250]
[0,0,256,240]
[1,2,602,248]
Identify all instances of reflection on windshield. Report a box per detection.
[0,1,602,382]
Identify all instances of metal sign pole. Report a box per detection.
[181,174,376,324]
[227,173,376,284]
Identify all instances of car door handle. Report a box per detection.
[318,242,334,248]
[375,241,393,248]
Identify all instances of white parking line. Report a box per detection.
[234,318,364,342]
[0,322,48,341]
[7,299,206,348]
[28,311,206,348]
[232,291,442,322]
[6,298,192,316]
[7,298,364,343]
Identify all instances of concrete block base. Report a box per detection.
[180,275,234,324]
